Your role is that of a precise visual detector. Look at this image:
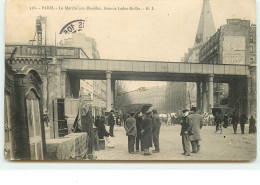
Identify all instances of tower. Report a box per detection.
[185,0,216,63]
[194,0,216,48]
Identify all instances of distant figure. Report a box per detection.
[239,113,248,134]
[223,112,229,128]
[215,112,223,133]
[171,114,175,125]
[135,111,143,152]
[108,110,115,137]
[124,112,137,154]
[208,114,214,126]
[231,112,239,134]
[152,109,161,153]
[180,110,190,156]
[43,110,49,127]
[166,113,171,126]
[249,116,257,134]
[141,111,153,156]
[187,107,203,153]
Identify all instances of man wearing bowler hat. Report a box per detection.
[125,112,137,154]
[180,109,190,156]
[187,107,203,153]
[108,110,115,137]
[141,111,153,155]
[152,109,161,153]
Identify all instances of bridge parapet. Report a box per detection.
[63,59,250,76]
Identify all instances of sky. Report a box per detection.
[5,0,256,91]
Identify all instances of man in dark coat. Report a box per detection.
[97,116,110,139]
[231,111,239,134]
[223,113,229,128]
[125,112,137,154]
[187,107,203,153]
[249,116,256,134]
[152,109,161,153]
[239,113,248,134]
[215,112,223,133]
[108,110,115,137]
[141,111,153,155]
[180,110,190,156]
[135,111,143,152]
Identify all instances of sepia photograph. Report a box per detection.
[4,0,257,161]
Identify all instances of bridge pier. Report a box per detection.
[196,82,201,111]
[208,74,214,113]
[106,71,112,111]
[202,82,208,113]
[111,79,115,110]
[248,65,257,119]
[60,69,67,98]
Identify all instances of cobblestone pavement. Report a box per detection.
[94,124,256,161]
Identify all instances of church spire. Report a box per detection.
[194,0,216,48]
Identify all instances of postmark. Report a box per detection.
[59,19,85,34]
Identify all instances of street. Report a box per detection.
[95,124,256,161]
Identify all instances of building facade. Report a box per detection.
[198,19,257,117]
[166,0,216,111]
[61,33,107,115]
[199,19,256,66]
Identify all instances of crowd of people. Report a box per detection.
[93,107,257,157]
[124,109,161,155]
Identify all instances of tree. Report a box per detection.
[186,82,196,109]
[115,81,132,111]
[41,57,60,112]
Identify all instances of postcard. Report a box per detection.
[4,0,256,161]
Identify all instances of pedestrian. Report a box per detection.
[223,112,229,128]
[231,111,239,134]
[141,111,153,156]
[180,109,190,156]
[97,116,111,139]
[239,113,248,134]
[187,107,203,153]
[135,111,143,152]
[124,112,137,154]
[152,109,161,153]
[43,110,49,127]
[249,116,256,134]
[171,114,174,125]
[94,116,100,128]
[108,110,115,137]
[215,111,223,133]
[98,116,114,148]
[166,113,171,126]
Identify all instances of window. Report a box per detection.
[250,35,253,43]
[250,46,253,53]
